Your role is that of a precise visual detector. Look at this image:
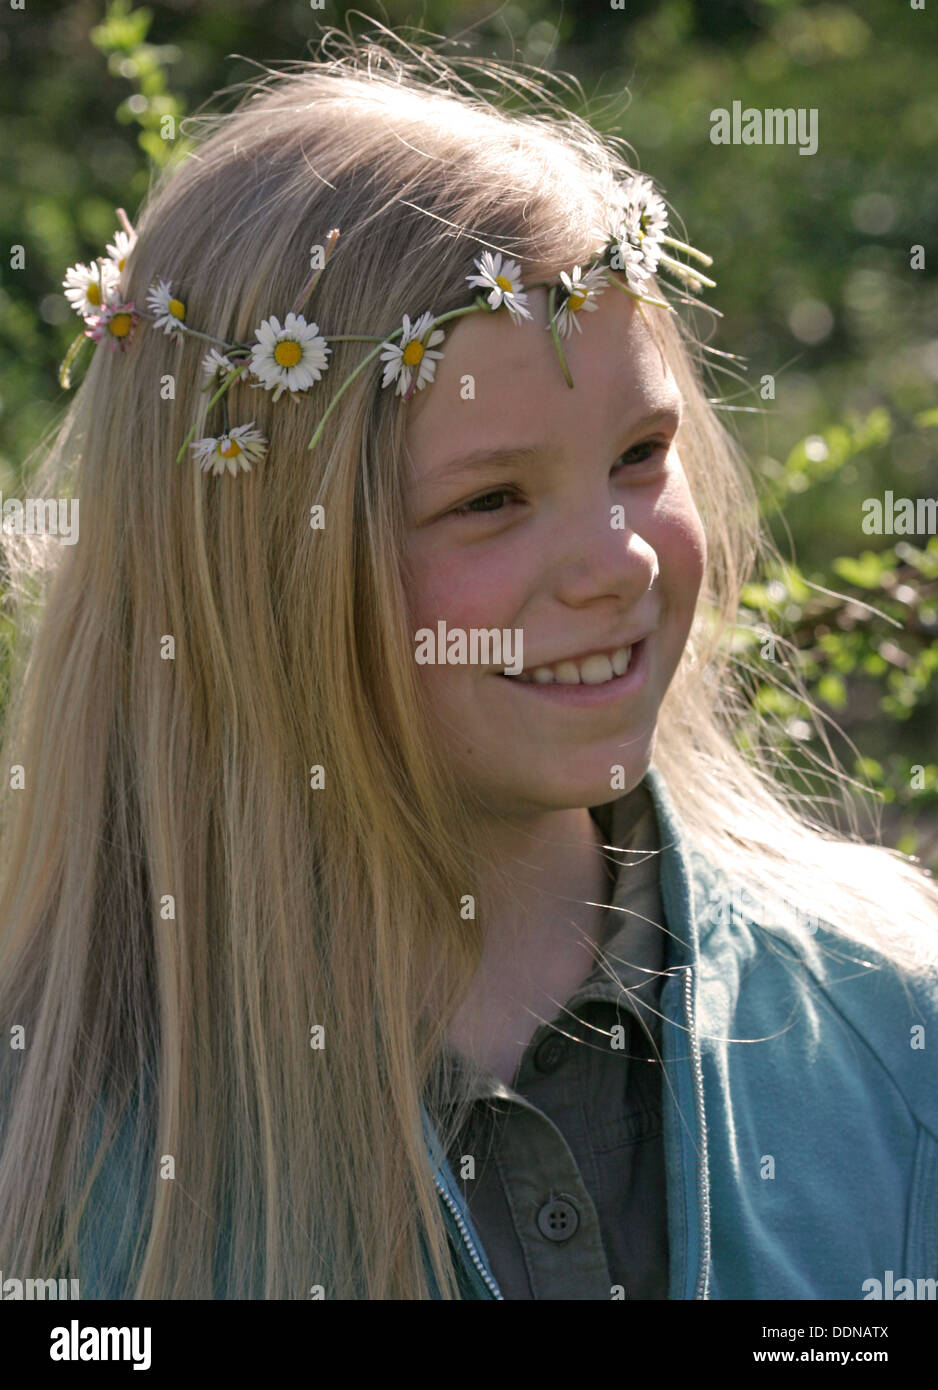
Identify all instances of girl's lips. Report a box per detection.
[497,637,649,706]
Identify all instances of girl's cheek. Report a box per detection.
[407,537,525,629]
[652,466,707,593]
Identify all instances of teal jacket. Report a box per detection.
[74,770,938,1299]
[423,770,938,1300]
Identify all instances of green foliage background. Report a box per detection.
[1,0,936,862]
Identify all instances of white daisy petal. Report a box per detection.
[608,222,653,291]
[202,347,234,379]
[62,260,120,318]
[550,263,608,337]
[250,312,330,398]
[191,424,267,477]
[146,279,188,336]
[466,251,532,323]
[611,176,669,282]
[380,312,447,398]
[105,228,137,275]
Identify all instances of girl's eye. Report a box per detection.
[615,439,669,468]
[450,440,670,517]
[452,488,515,516]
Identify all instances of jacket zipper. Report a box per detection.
[432,1171,504,1300]
[682,964,710,1299]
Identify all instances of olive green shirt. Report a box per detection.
[441,780,669,1299]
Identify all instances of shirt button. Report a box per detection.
[533,1033,569,1073]
[536,1196,580,1242]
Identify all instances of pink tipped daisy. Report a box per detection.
[84,300,140,351]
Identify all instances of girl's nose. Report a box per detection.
[549,500,660,606]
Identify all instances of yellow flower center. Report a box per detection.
[117,257,126,271]
[402,340,425,367]
[87,281,102,307]
[218,438,243,458]
[169,298,186,321]
[495,275,514,293]
[274,339,303,368]
[108,313,133,339]
[568,290,587,311]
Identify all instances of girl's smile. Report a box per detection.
[496,633,650,706]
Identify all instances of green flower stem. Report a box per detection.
[308,307,489,453]
[547,286,574,389]
[176,322,241,350]
[176,361,251,463]
[671,289,724,319]
[431,302,489,328]
[660,235,713,267]
[606,274,672,310]
[307,333,402,453]
[58,330,90,389]
[657,253,717,288]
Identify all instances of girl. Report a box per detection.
[0,29,936,1302]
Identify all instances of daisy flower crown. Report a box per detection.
[59,176,715,478]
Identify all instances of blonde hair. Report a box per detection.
[0,24,934,1300]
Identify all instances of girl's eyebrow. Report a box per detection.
[427,402,684,483]
[431,443,555,481]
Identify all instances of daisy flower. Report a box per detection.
[84,300,140,351]
[607,222,652,292]
[191,424,267,477]
[465,252,532,324]
[249,312,330,401]
[622,174,668,245]
[63,259,120,319]
[613,175,668,280]
[146,279,187,336]
[380,312,445,398]
[622,205,662,278]
[105,228,137,276]
[202,347,235,380]
[550,265,608,338]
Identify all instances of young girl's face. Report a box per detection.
[401,280,706,817]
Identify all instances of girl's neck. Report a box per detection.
[475,802,615,950]
[445,803,616,1078]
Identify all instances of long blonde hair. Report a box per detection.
[0,25,934,1300]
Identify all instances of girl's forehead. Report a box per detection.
[405,287,677,467]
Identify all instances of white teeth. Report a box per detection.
[579,654,615,685]
[508,644,634,685]
[612,646,632,677]
[554,661,581,684]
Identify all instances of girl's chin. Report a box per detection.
[467,747,657,815]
